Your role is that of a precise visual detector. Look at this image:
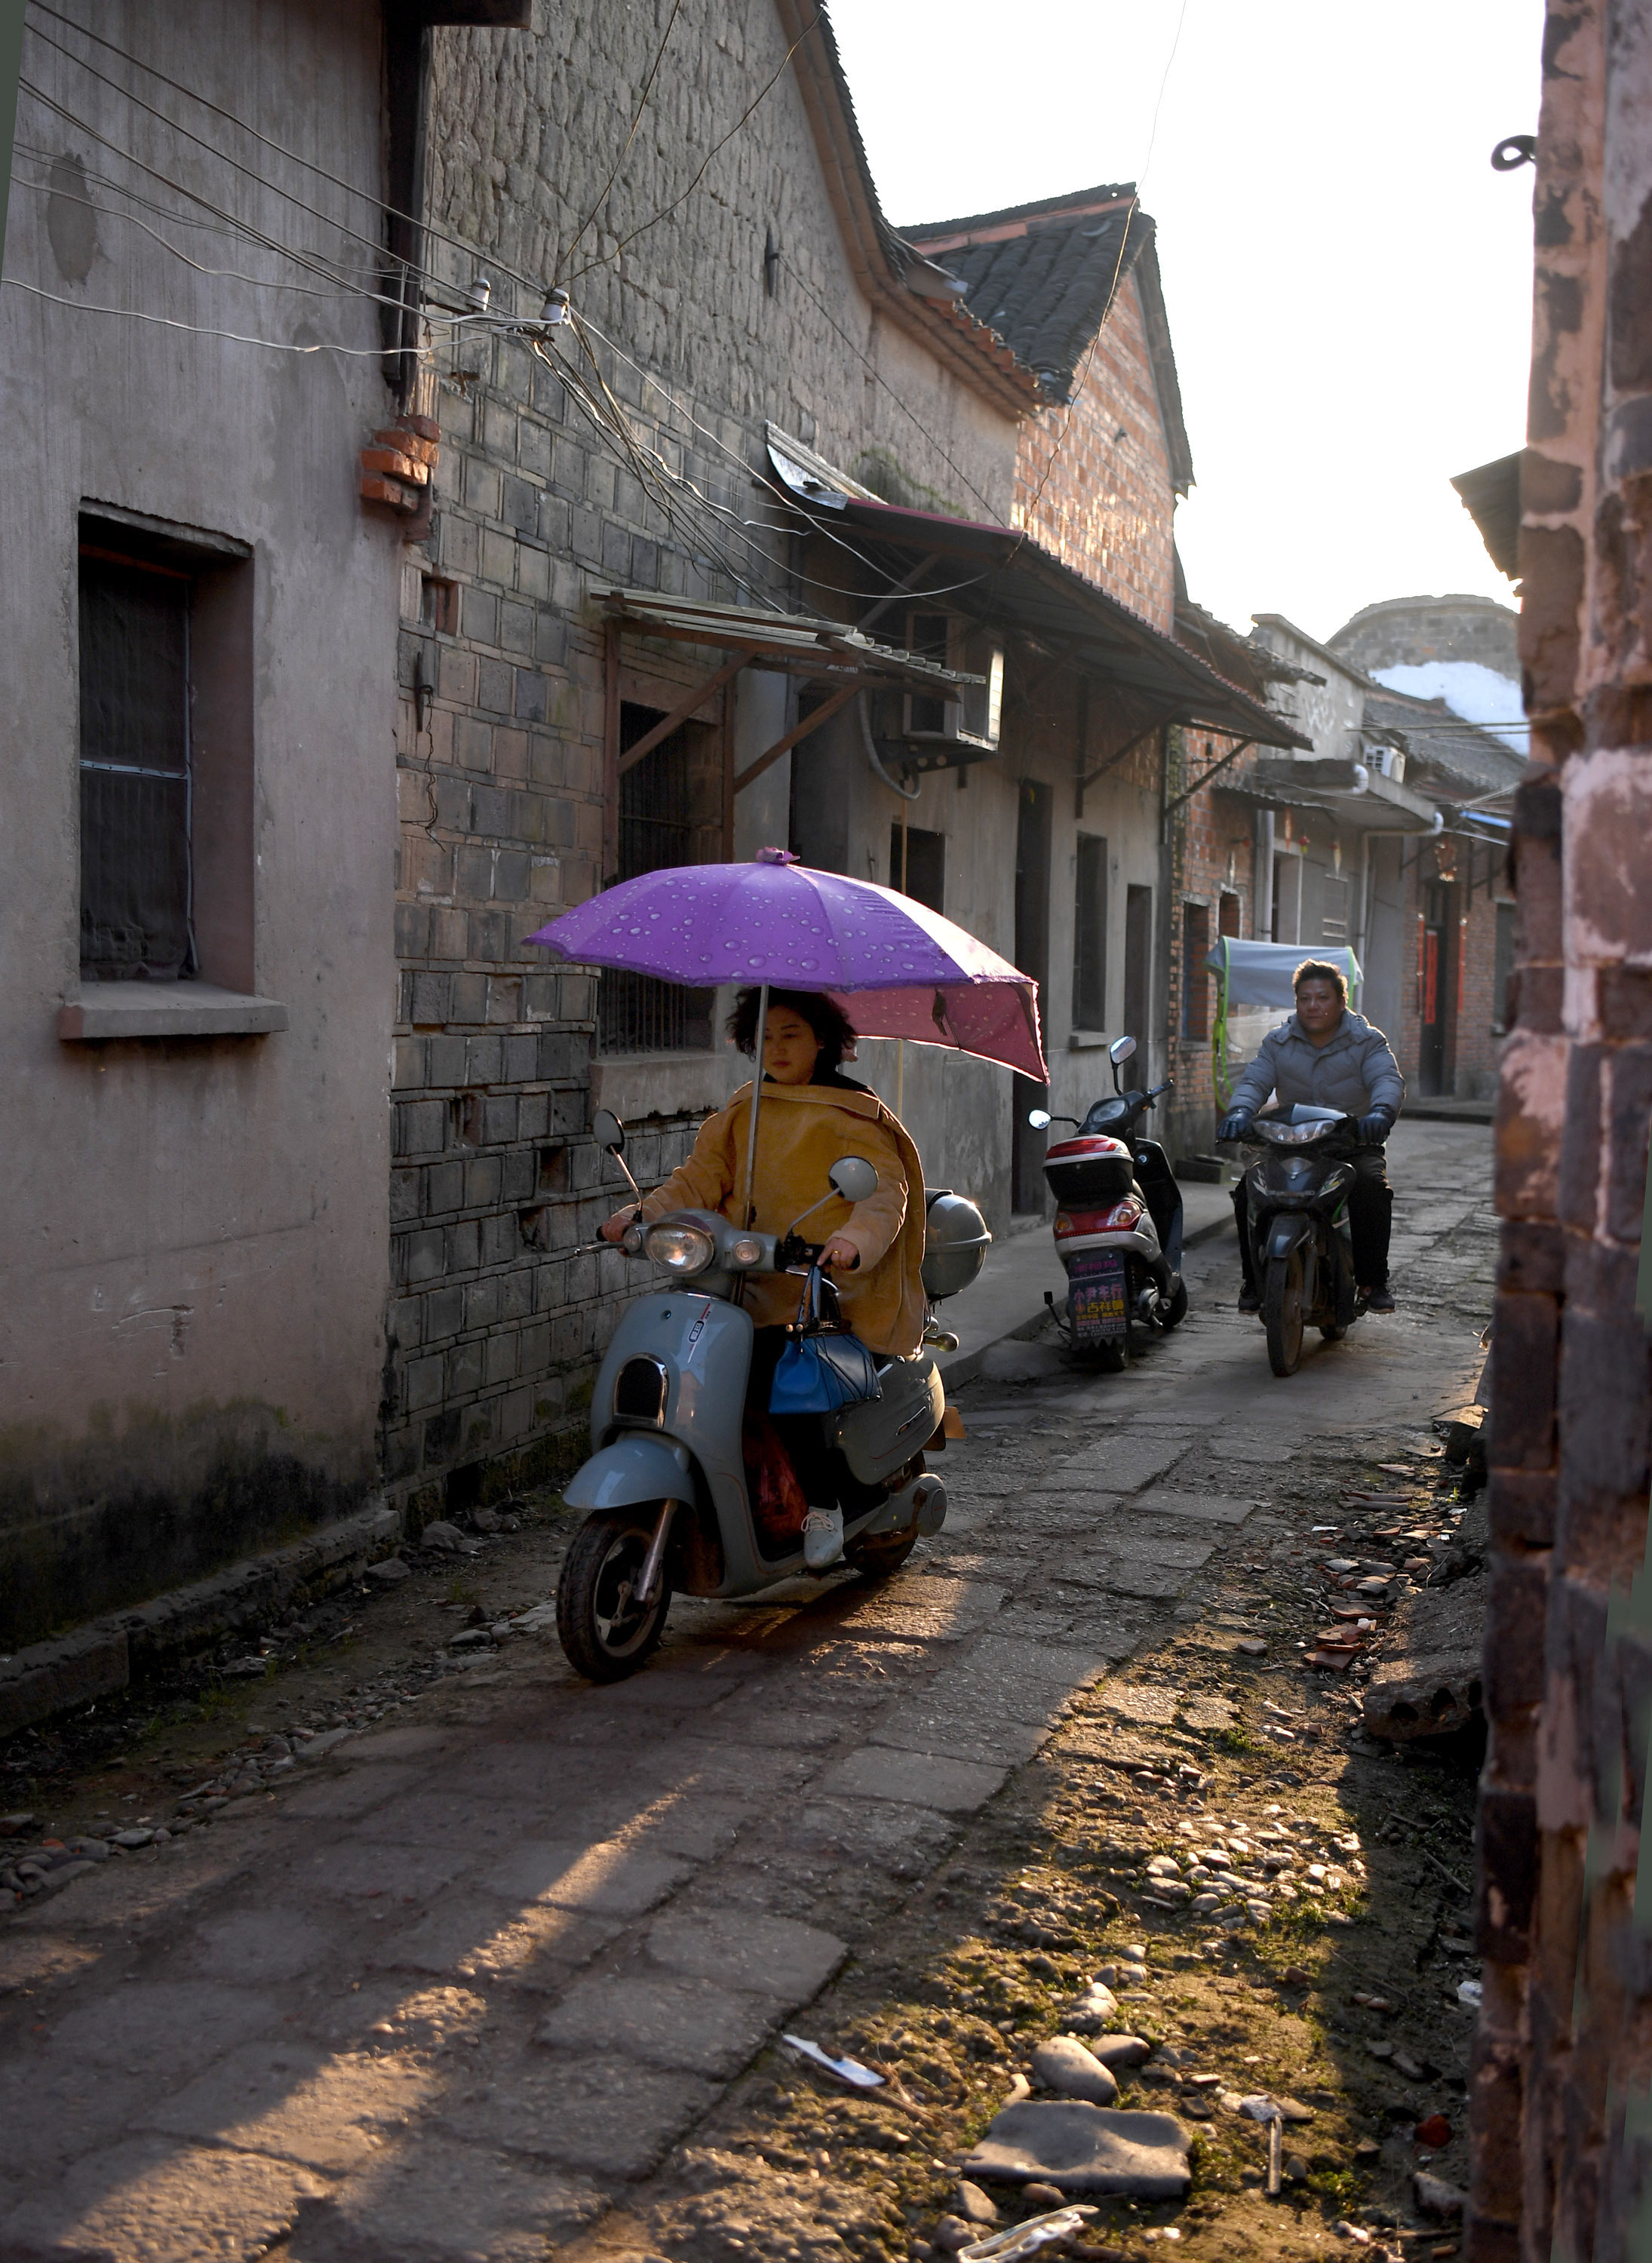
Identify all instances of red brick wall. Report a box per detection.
[1165,733,1261,1152]
[1012,271,1177,633]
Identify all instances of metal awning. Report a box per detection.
[598,588,984,794]
[768,465,1312,759]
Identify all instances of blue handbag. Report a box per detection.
[768,1267,883,1416]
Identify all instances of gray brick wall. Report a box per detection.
[379,1,1021,1512]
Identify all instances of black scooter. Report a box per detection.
[1234,1104,1368,1377]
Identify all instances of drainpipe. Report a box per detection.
[1254,809,1275,938]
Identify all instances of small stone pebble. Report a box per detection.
[1030,2035,1118,2106]
[1021,2183,1065,2209]
[955,2181,997,2226]
[1088,2033,1151,2069]
[364,1557,411,1586]
[931,2216,974,2255]
[1414,2172,1466,2218]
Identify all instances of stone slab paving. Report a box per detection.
[0,1121,1492,2262]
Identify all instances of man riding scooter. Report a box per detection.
[1217,959,1405,1313]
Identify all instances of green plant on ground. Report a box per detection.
[444,1576,481,1604]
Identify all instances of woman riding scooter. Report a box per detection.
[600,987,926,1569]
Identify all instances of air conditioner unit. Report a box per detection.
[899,611,1004,766]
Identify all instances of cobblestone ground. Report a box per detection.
[0,1124,1494,2263]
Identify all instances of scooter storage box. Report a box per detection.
[1042,1135,1133,1208]
[921,1189,992,1300]
[830,1353,945,1483]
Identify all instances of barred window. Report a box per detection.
[596,702,720,1055]
[1072,832,1107,1028]
[79,551,194,980]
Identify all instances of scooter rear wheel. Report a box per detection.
[1263,1251,1307,1377]
[556,1505,671,1682]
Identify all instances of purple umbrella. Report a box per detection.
[526,849,1046,1079]
[527,849,1046,1219]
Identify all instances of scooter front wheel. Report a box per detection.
[1160,1277,1189,1330]
[1263,1251,1307,1377]
[556,1505,671,1682]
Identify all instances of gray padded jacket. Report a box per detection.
[1227,1009,1405,1123]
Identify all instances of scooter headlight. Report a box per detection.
[644,1221,717,1275]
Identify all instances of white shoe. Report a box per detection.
[803,1507,845,1571]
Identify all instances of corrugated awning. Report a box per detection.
[598,588,980,694]
[597,587,981,797]
[766,448,1311,754]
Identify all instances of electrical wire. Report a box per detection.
[554,312,1002,618]
[777,253,999,520]
[16,83,407,309]
[554,0,684,283]
[8,164,391,304]
[0,272,425,355]
[19,32,403,283]
[570,309,994,608]
[562,7,824,285]
[1015,0,1191,539]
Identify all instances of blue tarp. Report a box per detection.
[1203,938,1363,1106]
[1203,937,1362,1010]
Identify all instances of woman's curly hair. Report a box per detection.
[728,986,858,1070]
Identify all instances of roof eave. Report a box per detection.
[775,0,1042,420]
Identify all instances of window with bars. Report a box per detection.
[79,551,195,979]
[1181,901,1213,1040]
[596,702,721,1055]
[1071,832,1107,1029]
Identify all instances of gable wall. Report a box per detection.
[1011,272,1176,631]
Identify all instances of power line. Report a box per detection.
[569,309,996,610]
[8,163,387,304]
[563,8,824,286]
[777,252,1000,520]
[1015,0,1190,540]
[554,0,684,284]
[1,272,417,355]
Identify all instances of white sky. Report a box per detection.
[828,0,1543,643]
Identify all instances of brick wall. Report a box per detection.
[379,1,1022,1515]
[1012,271,1178,632]
[1470,6,1652,2256]
[1163,735,1260,1156]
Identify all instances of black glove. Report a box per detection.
[1357,1110,1393,1143]
[1218,1112,1254,1143]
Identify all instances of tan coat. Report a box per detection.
[637,1080,928,1355]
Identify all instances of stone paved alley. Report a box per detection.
[0,1123,1496,2263]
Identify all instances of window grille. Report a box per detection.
[1181,901,1213,1039]
[1321,874,1350,944]
[78,552,193,979]
[1072,833,1108,1028]
[596,703,715,1055]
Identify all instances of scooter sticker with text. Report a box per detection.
[1068,1249,1127,1340]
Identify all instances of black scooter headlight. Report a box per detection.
[644,1221,717,1275]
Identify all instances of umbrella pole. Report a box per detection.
[742,983,769,1227]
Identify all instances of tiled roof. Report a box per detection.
[1360,690,1525,798]
[904,186,1193,490]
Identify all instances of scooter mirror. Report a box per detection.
[592,1108,625,1154]
[1027,1108,1052,1129]
[1108,1035,1137,1065]
[828,1155,879,1203]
